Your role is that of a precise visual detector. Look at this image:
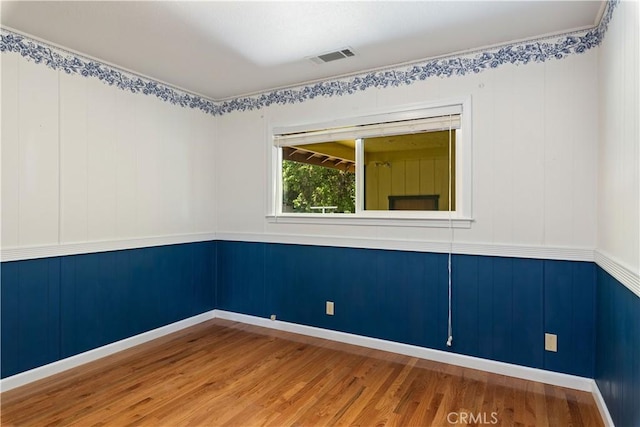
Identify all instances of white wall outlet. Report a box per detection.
[326,301,334,316]
[545,333,557,352]
[270,314,276,321]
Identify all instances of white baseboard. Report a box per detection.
[0,308,611,427]
[592,380,615,426]
[213,310,595,392]
[0,310,216,392]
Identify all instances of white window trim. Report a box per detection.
[266,97,473,227]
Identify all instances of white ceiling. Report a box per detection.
[1,1,604,101]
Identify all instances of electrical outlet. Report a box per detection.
[545,333,557,352]
[326,301,334,316]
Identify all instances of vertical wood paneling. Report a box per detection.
[1,262,20,377]
[59,73,88,243]
[364,164,377,209]
[216,243,594,379]
[159,103,179,234]
[596,268,640,427]
[18,60,59,246]
[86,79,117,241]
[492,257,513,362]
[511,258,543,368]
[135,95,163,236]
[210,52,599,250]
[191,241,217,312]
[419,158,435,195]
[68,253,104,354]
[3,38,601,251]
[59,255,76,358]
[374,249,407,342]
[598,0,639,273]
[405,159,420,194]
[216,241,266,317]
[511,63,545,245]
[570,53,598,249]
[189,112,217,232]
[453,255,479,357]
[544,260,573,373]
[377,163,391,209]
[544,260,595,377]
[476,256,494,360]
[130,246,161,332]
[427,252,449,350]
[390,161,405,196]
[490,65,515,244]
[464,73,494,244]
[264,243,297,322]
[2,242,217,378]
[2,242,598,382]
[544,60,574,246]
[1,53,20,247]
[214,110,266,233]
[114,89,138,239]
[365,157,451,210]
[434,158,449,210]
[17,258,60,373]
[160,104,191,235]
[572,262,595,374]
[3,53,218,249]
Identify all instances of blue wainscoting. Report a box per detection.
[1,241,216,379]
[216,241,596,378]
[2,240,600,383]
[596,268,640,427]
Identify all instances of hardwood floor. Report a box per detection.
[1,319,603,426]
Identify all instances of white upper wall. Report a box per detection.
[1,15,609,259]
[597,0,640,275]
[1,53,217,250]
[216,50,599,251]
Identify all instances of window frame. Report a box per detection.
[267,97,473,228]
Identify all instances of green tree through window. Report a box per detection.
[282,160,355,213]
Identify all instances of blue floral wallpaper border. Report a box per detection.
[1,0,618,116]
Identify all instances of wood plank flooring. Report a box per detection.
[1,319,604,426]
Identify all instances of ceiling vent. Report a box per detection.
[309,48,356,64]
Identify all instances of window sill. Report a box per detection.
[266,214,473,228]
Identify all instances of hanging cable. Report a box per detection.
[446,114,454,348]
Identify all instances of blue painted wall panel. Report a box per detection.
[596,268,640,427]
[263,245,452,350]
[1,241,216,378]
[321,247,374,337]
[192,241,217,314]
[217,241,266,317]
[20,258,60,374]
[572,262,596,377]
[544,260,577,374]
[476,258,494,361]
[2,240,600,384]
[452,255,479,357]
[422,252,448,351]
[217,242,594,378]
[492,257,513,364]
[511,258,544,369]
[544,260,595,378]
[372,249,409,343]
[1,262,20,377]
[1,259,61,377]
